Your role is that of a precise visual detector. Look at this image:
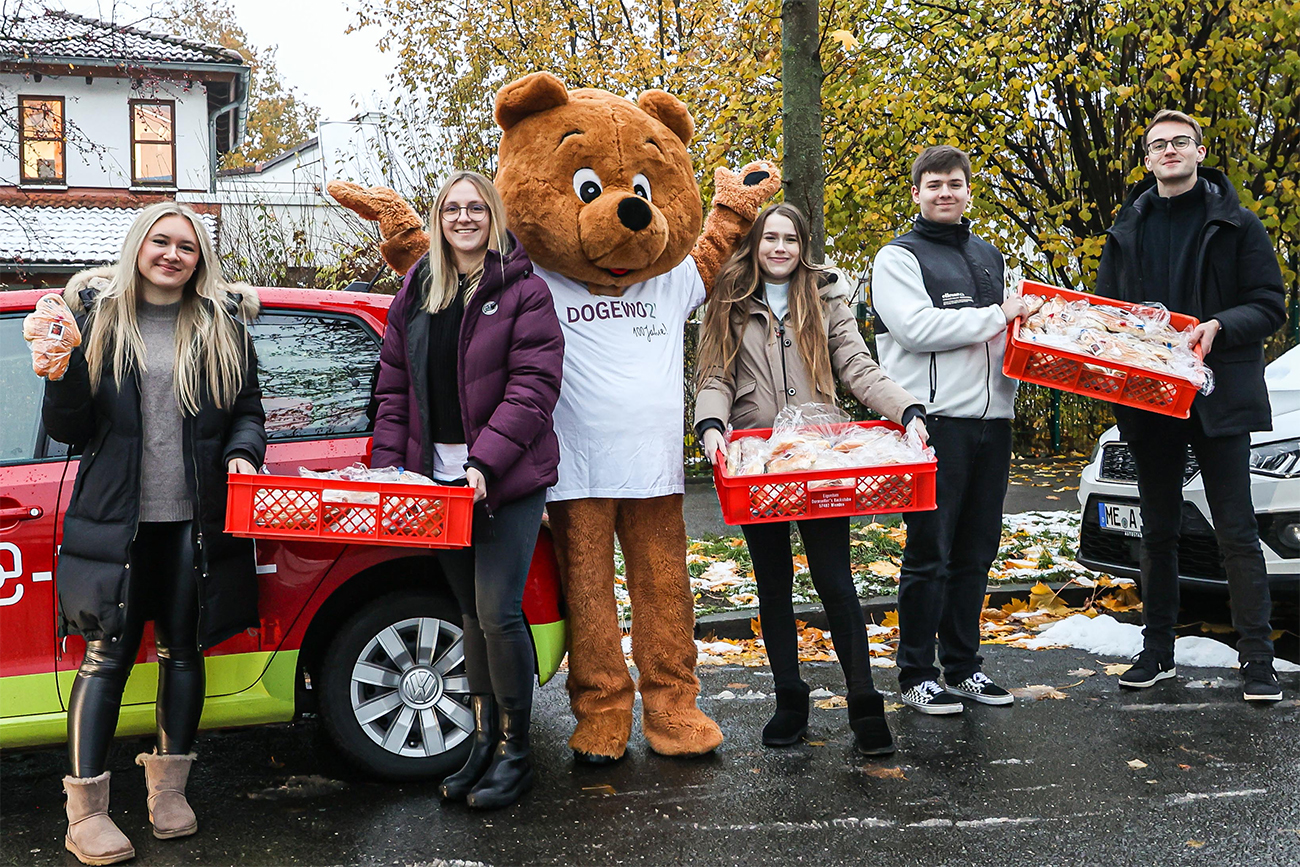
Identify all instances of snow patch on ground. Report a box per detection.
[1003,510,1082,536]
[1025,614,1300,671]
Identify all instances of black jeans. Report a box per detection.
[742,516,878,699]
[1115,406,1275,662]
[897,416,1011,690]
[67,521,205,778]
[437,490,546,710]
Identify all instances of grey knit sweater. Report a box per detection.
[138,300,192,522]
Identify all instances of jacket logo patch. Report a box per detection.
[940,292,975,306]
[481,301,499,316]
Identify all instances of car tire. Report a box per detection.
[318,592,475,781]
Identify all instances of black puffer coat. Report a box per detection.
[43,275,267,649]
[1096,167,1286,436]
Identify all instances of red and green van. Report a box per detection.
[0,286,566,780]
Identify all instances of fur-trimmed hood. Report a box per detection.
[61,265,261,321]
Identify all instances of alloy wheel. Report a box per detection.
[349,616,473,757]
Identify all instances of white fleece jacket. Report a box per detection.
[871,244,1017,420]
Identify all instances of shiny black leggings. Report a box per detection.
[67,521,205,778]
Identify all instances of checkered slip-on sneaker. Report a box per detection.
[900,680,963,715]
[945,672,1014,705]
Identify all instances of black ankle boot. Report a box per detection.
[466,706,533,810]
[848,692,895,756]
[440,695,497,801]
[762,688,809,747]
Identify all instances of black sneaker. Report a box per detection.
[946,671,1014,705]
[1241,661,1283,702]
[901,680,963,715]
[1118,650,1176,689]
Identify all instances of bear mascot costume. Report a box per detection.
[330,71,780,763]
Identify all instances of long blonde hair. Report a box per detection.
[696,203,833,394]
[83,202,248,413]
[423,171,511,314]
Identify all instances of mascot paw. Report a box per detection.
[326,180,430,276]
[568,710,633,762]
[325,181,419,230]
[712,160,782,222]
[642,706,724,757]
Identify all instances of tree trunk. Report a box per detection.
[781,0,824,261]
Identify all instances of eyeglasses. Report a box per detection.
[440,203,489,222]
[1146,135,1200,155]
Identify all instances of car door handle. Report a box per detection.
[0,505,43,521]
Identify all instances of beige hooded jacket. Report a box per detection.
[694,276,920,434]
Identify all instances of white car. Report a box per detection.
[1077,345,1300,597]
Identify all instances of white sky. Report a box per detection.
[51,0,397,122]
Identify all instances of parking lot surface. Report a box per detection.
[3,645,1297,867]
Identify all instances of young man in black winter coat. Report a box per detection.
[1095,109,1286,702]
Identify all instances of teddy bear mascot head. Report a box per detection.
[328,71,780,764]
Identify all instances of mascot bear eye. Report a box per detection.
[573,168,604,204]
[632,173,652,202]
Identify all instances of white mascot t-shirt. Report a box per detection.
[536,258,707,502]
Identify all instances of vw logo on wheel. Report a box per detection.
[399,666,442,709]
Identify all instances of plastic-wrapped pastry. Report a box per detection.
[720,404,935,477]
[1017,294,1213,395]
[23,294,82,381]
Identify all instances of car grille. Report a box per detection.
[1098,443,1200,484]
[1078,497,1226,582]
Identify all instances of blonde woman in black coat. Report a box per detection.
[39,202,265,865]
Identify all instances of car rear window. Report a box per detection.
[0,315,44,463]
[248,312,380,440]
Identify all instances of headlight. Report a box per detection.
[1248,439,1300,478]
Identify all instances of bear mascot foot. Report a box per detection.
[568,709,633,764]
[642,705,724,757]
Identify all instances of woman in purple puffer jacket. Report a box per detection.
[371,170,563,810]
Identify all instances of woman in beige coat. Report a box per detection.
[694,203,926,756]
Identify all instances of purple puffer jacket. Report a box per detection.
[371,235,564,510]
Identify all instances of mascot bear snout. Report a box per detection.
[579,191,669,272]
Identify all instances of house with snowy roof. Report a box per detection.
[0,10,250,288]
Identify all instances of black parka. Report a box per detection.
[1096,167,1286,436]
[43,274,267,649]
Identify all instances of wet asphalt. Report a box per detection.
[3,644,1297,867]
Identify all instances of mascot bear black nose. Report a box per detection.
[618,196,653,231]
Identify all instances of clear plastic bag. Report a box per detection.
[23,294,81,381]
[1018,294,1213,394]
[720,403,934,476]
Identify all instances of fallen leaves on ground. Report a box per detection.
[1126,758,1149,769]
[1009,684,1070,700]
[862,766,907,780]
[813,695,847,709]
[1103,663,1133,676]
[1068,668,1096,677]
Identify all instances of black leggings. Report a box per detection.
[67,521,205,778]
[742,517,878,700]
[436,490,546,711]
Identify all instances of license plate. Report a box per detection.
[1098,501,1143,536]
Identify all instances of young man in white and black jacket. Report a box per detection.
[1096,110,1285,702]
[871,145,1027,715]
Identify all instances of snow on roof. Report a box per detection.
[0,10,245,68]
[0,205,217,267]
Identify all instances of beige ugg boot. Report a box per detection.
[63,772,135,866]
[135,751,198,839]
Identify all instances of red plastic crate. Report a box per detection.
[225,473,474,549]
[712,421,937,526]
[1004,280,1203,419]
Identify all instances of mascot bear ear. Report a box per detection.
[637,90,694,146]
[495,72,570,131]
